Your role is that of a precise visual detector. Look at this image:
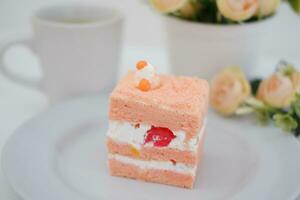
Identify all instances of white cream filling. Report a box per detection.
[108,154,196,175]
[106,119,206,151]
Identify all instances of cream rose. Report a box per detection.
[291,71,300,93]
[256,73,296,108]
[255,0,280,17]
[210,67,251,115]
[150,0,198,18]
[216,0,259,21]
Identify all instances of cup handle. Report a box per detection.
[0,38,42,90]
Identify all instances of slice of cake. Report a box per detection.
[106,60,209,188]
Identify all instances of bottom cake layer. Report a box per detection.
[108,154,197,188]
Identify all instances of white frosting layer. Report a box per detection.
[106,119,205,151]
[108,154,196,175]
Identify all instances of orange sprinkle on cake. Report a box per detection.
[136,60,148,70]
[138,79,151,91]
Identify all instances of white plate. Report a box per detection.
[2,95,300,200]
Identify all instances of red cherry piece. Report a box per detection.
[144,126,176,147]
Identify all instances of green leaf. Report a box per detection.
[250,79,262,96]
[292,99,300,117]
[249,98,281,125]
[244,97,265,109]
[277,61,296,77]
[287,0,300,14]
[296,93,300,99]
[255,108,272,125]
[292,112,300,137]
[293,125,300,137]
[273,113,298,132]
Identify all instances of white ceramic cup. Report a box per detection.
[164,15,277,79]
[0,4,123,103]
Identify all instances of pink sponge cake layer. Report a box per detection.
[108,158,196,188]
[109,72,209,136]
[107,134,204,165]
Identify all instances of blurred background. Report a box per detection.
[0,0,300,199]
[0,0,299,58]
[0,0,166,52]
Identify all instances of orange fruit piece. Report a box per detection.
[138,79,151,91]
[136,60,147,70]
[130,145,140,157]
[170,159,177,165]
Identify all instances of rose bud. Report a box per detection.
[255,0,280,17]
[150,0,199,18]
[257,73,296,108]
[216,0,259,21]
[210,67,251,115]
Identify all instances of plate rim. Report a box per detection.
[1,95,107,200]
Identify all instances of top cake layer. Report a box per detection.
[109,72,209,135]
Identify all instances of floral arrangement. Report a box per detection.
[150,0,300,24]
[210,61,300,136]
